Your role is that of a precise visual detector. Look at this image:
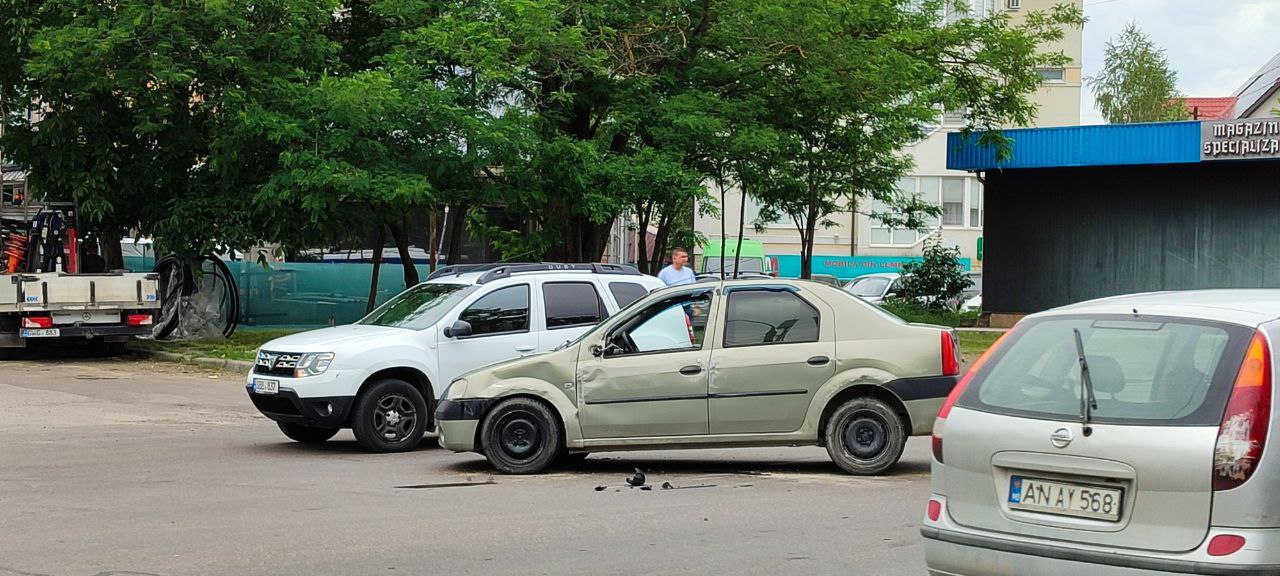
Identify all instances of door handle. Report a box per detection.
[807,356,830,366]
[679,365,703,376]
[516,345,536,353]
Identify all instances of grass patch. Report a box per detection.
[880,299,979,328]
[133,327,309,361]
[958,331,1001,362]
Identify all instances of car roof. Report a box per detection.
[425,269,663,287]
[850,273,900,280]
[1034,289,1280,327]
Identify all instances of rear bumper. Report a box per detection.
[922,496,1280,575]
[1,324,152,346]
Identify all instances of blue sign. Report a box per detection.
[771,254,971,280]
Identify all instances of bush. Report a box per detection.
[881,298,980,328]
[895,237,972,311]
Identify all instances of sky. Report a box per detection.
[1080,0,1280,124]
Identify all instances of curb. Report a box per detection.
[131,348,254,374]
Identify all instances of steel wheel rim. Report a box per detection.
[372,393,417,442]
[497,410,542,461]
[843,413,888,460]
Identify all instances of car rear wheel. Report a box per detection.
[277,422,340,444]
[351,378,427,453]
[480,398,562,474]
[825,397,907,475]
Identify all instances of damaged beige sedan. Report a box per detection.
[436,279,960,475]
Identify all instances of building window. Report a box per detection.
[870,175,983,245]
[971,182,984,228]
[942,177,965,226]
[943,107,968,126]
[1006,0,1021,9]
[1037,68,1065,83]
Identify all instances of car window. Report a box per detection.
[608,281,649,309]
[962,316,1249,426]
[847,277,891,297]
[359,283,476,330]
[703,257,764,274]
[607,291,712,356]
[544,282,606,329]
[458,284,530,336]
[724,289,820,347]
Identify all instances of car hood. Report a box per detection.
[261,324,413,352]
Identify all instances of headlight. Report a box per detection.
[444,378,468,400]
[294,353,335,378]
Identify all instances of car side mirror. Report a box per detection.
[589,344,603,357]
[444,319,472,338]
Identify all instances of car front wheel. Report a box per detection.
[824,397,907,475]
[351,378,427,453]
[480,397,562,474]
[277,422,340,444]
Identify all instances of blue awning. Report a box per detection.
[947,121,1206,171]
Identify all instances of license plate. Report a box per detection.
[252,379,279,395]
[1008,476,1123,522]
[20,329,60,338]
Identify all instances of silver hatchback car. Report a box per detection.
[923,291,1280,575]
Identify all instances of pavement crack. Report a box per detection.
[395,480,496,489]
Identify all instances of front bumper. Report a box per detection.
[435,399,492,452]
[245,386,353,428]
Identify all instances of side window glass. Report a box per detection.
[608,281,649,309]
[724,290,820,347]
[544,282,606,329]
[459,284,530,336]
[606,292,712,356]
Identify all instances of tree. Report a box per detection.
[3,0,343,266]
[894,237,972,311]
[748,0,1084,278]
[1087,22,1187,124]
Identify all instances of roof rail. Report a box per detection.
[475,262,643,284]
[425,263,542,281]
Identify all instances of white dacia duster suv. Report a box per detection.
[245,263,663,452]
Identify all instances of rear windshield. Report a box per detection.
[958,315,1252,426]
[702,257,764,274]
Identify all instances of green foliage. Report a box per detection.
[894,237,973,311]
[1087,22,1187,124]
[880,299,980,328]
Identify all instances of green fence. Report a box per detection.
[125,255,428,327]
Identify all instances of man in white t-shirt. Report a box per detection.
[657,247,696,286]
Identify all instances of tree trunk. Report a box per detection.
[800,203,819,279]
[719,177,727,277]
[445,201,467,265]
[428,207,439,274]
[733,179,747,279]
[387,215,419,288]
[101,230,125,271]
[634,200,653,274]
[366,223,386,314]
[650,209,674,273]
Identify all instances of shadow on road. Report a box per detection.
[444,452,930,478]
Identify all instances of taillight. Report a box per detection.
[934,329,1015,464]
[941,331,959,376]
[126,314,154,326]
[22,316,53,329]
[1213,331,1272,491]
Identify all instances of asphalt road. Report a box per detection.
[0,354,933,576]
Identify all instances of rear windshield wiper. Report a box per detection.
[1073,328,1098,436]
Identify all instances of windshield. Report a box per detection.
[703,257,763,274]
[359,283,476,330]
[960,316,1250,426]
[846,276,892,297]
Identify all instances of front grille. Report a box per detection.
[254,350,301,377]
[249,394,301,416]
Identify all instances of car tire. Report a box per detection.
[480,397,562,474]
[277,422,340,444]
[824,397,907,476]
[351,378,427,453]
